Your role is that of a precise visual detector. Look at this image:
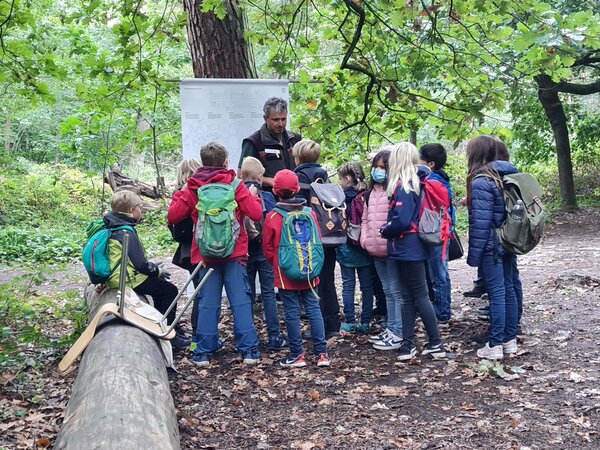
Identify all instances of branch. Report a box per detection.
[556,79,600,95]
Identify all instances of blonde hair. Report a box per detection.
[386,142,421,196]
[110,190,142,213]
[240,156,265,181]
[292,139,321,164]
[177,159,201,189]
[337,162,367,192]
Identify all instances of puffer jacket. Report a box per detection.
[336,186,372,268]
[380,166,430,262]
[467,160,518,267]
[360,184,388,258]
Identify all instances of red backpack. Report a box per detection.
[418,177,452,257]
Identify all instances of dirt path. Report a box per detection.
[1,209,599,449]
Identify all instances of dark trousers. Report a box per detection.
[318,246,340,333]
[372,263,387,315]
[134,276,178,325]
[389,260,441,348]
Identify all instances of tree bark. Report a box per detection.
[55,286,179,450]
[182,0,256,78]
[534,74,578,210]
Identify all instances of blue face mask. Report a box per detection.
[371,167,387,183]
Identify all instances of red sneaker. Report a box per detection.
[316,352,331,367]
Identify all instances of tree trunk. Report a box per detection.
[409,128,417,146]
[535,75,578,210]
[55,286,179,450]
[182,0,256,78]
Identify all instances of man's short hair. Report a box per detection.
[200,142,228,167]
[263,97,288,118]
[240,156,265,181]
[292,139,321,164]
[420,143,447,171]
[111,190,142,213]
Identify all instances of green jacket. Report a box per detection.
[103,211,157,289]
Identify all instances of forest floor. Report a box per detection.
[1,209,600,449]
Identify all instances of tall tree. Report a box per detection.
[182,0,256,78]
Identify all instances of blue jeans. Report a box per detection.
[512,258,523,325]
[279,289,327,357]
[481,247,518,347]
[247,249,281,338]
[426,243,452,321]
[193,261,259,356]
[389,260,441,347]
[340,264,374,325]
[374,257,402,337]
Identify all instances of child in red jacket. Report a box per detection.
[167,142,263,367]
[262,170,330,368]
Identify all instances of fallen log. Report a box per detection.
[104,165,161,199]
[55,285,180,450]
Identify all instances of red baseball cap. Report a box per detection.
[273,169,300,196]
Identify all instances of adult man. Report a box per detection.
[239,97,302,189]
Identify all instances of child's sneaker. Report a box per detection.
[269,335,288,351]
[279,354,307,368]
[477,342,503,360]
[373,331,402,350]
[397,342,417,361]
[171,334,191,349]
[192,353,211,367]
[340,323,356,333]
[421,342,447,359]
[368,329,389,344]
[242,350,260,365]
[356,323,370,335]
[316,353,331,367]
[502,339,518,355]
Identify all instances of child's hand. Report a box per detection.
[248,185,258,196]
[157,262,172,281]
[458,196,467,206]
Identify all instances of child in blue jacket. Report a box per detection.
[380,142,446,361]
[466,135,520,360]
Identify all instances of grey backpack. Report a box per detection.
[477,172,545,255]
[301,179,348,247]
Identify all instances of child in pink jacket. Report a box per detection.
[360,149,402,350]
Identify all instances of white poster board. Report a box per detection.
[180,79,289,170]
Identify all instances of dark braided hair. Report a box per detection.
[337,162,367,192]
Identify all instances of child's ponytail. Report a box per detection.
[337,162,367,192]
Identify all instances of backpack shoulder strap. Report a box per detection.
[231,178,241,190]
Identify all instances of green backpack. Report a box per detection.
[274,207,324,282]
[82,219,134,284]
[195,179,241,258]
[479,172,546,255]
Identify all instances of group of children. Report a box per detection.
[98,134,523,368]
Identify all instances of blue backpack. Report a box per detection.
[274,207,324,281]
[82,219,134,284]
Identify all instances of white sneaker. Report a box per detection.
[502,339,518,355]
[368,329,389,344]
[477,342,503,360]
[373,331,402,350]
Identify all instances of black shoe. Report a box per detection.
[463,287,486,298]
[171,335,191,349]
[325,331,340,340]
[397,342,417,361]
